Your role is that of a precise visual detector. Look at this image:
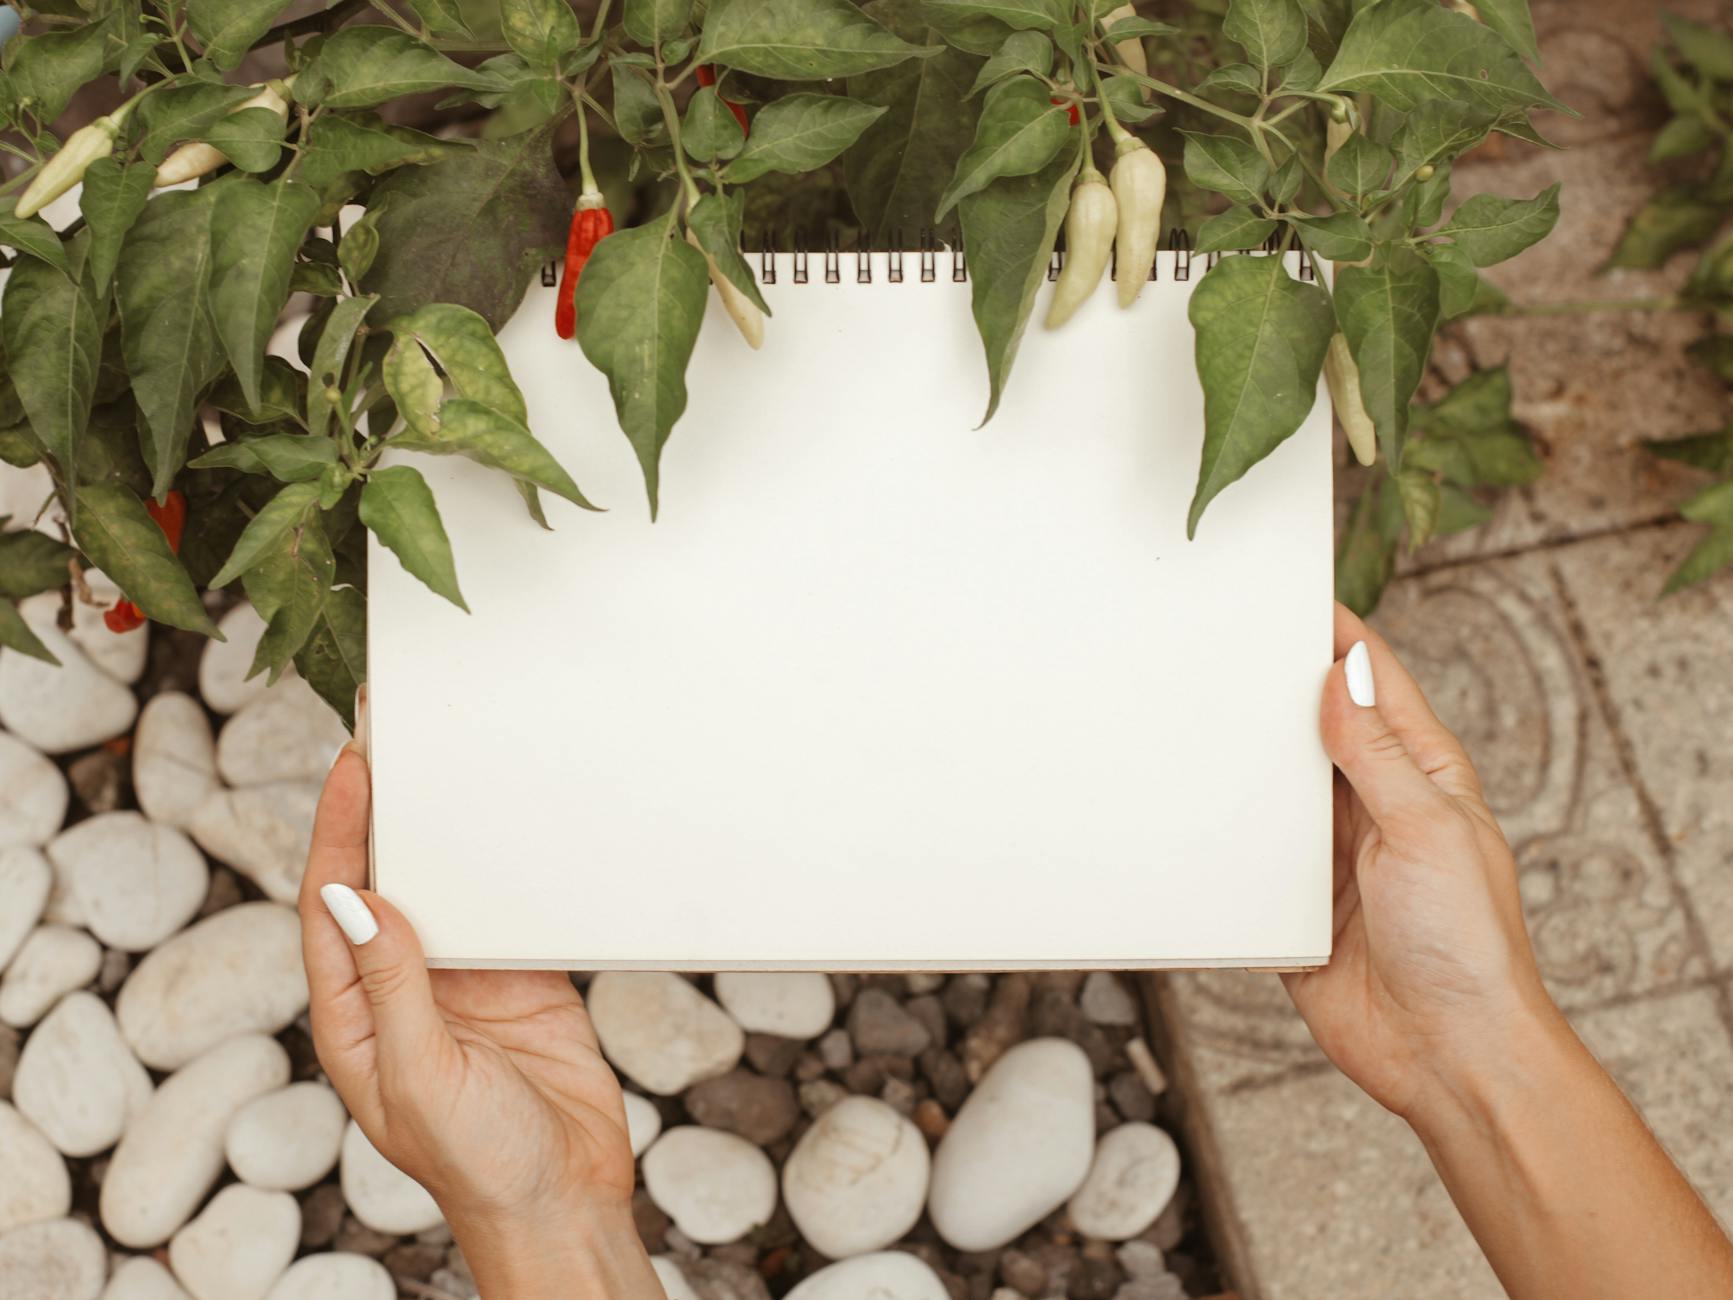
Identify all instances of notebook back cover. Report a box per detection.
[368,252,1334,969]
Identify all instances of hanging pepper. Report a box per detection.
[105,490,187,633]
[15,110,125,219]
[685,226,765,350]
[1324,334,1377,466]
[1100,3,1152,101]
[694,65,750,135]
[1050,97,1081,127]
[1109,137,1165,308]
[155,80,293,188]
[554,191,614,340]
[1045,166,1117,330]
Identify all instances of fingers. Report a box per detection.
[1321,639,1454,833]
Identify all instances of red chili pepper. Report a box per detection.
[106,489,186,633]
[104,602,146,633]
[695,64,751,134]
[1052,97,1080,127]
[554,194,615,340]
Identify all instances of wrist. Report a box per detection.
[445,1197,660,1300]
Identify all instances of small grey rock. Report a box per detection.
[682,1256,773,1300]
[798,1079,848,1119]
[905,995,948,1049]
[942,974,991,1029]
[1108,1071,1156,1123]
[684,1069,800,1146]
[817,1028,853,1072]
[298,1183,345,1248]
[848,990,931,1057]
[920,1048,970,1111]
[743,1034,803,1079]
[998,1248,1047,1296]
[1079,973,1138,1027]
[384,1241,445,1281]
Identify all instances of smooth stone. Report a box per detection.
[640,1127,777,1245]
[63,573,149,685]
[928,1038,1095,1252]
[650,1257,700,1300]
[199,605,271,715]
[133,694,218,830]
[0,1217,107,1300]
[782,1095,930,1260]
[187,783,320,904]
[0,732,67,850]
[169,1184,300,1300]
[1066,1123,1181,1241]
[0,925,102,1027]
[103,1257,193,1299]
[847,989,931,1057]
[225,1082,347,1192]
[13,991,152,1156]
[684,1069,799,1146]
[263,1254,395,1300]
[340,1121,444,1235]
[101,1035,291,1248]
[0,603,138,753]
[0,846,51,970]
[216,677,348,787]
[784,1252,950,1300]
[713,972,836,1040]
[47,812,208,952]
[0,1101,69,1232]
[117,902,307,1071]
[1079,972,1139,1027]
[624,1091,662,1158]
[588,972,744,1096]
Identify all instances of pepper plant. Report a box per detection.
[0,0,1569,718]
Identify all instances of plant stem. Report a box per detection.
[366,0,422,37]
[1088,56,1131,146]
[589,0,614,43]
[573,85,598,193]
[653,70,702,209]
[1091,62,1252,129]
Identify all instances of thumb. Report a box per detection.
[318,883,445,1065]
[1321,640,1451,832]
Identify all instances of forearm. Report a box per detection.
[445,1200,665,1300]
[1408,1000,1733,1300]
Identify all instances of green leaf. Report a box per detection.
[1101,72,1160,125]
[1316,0,1568,116]
[403,0,474,39]
[959,149,1078,425]
[1290,209,1374,262]
[209,357,308,428]
[1426,241,1496,319]
[72,482,221,636]
[1605,184,1724,271]
[0,213,69,277]
[2,250,102,479]
[1665,479,1733,594]
[1662,13,1733,81]
[133,83,258,165]
[0,600,58,666]
[360,464,467,610]
[1102,15,1179,40]
[611,62,667,146]
[1196,206,1277,253]
[936,76,1072,221]
[1434,481,1493,536]
[210,179,322,414]
[683,86,747,163]
[686,194,771,315]
[3,20,112,125]
[623,0,692,48]
[1647,428,1733,477]
[1186,254,1334,536]
[1181,132,1269,207]
[210,480,322,588]
[1335,476,1401,617]
[1334,245,1440,467]
[845,0,984,243]
[1438,182,1559,266]
[295,584,366,726]
[573,218,708,516]
[922,0,1060,32]
[1223,0,1307,72]
[306,294,378,434]
[1195,62,1264,97]
[969,30,1052,95]
[395,399,599,511]
[1469,0,1537,62]
[312,28,507,109]
[190,433,339,482]
[116,186,223,497]
[77,159,151,295]
[1388,99,1497,186]
[503,0,584,72]
[202,106,287,173]
[723,93,886,182]
[242,510,334,682]
[383,339,445,438]
[339,205,384,287]
[294,113,449,193]
[187,0,289,70]
[388,302,528,421]
[1325,133,1391,196]
[363,125,567,332]
[1651,115,1716,165]
[1394,466,1439,549]
[0,530,74,600]
[697,0,936,79]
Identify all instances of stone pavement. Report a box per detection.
[1148,3,1733,1296]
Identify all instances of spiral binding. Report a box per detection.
[542,228,1312,287]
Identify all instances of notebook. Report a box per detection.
[367,249,1335,970]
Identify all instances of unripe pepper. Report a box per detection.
[693,64,750,135]
[15,112,123,219]
[1110,138,1165,308]
[154,82,292,188]
[554,190,614,340]
[105,490,187,633]
[1323,334,1377,466]
[685,226,764,350]
[1044,167,1116,330]
[1100,3,1151,100]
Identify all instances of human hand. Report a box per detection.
[298,704,660,1298]
[1283,605,1565,1124]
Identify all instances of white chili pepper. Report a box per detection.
[15,112,123,219]
[1101,3,1151,99]
[154,81,292,187]
[686,229,764,350]
[1324,333,1377,466]
[1045,167,1117,330]
[1110,138,1165,308]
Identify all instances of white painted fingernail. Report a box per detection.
[320,883,379,945]
[1345,640,1376,708]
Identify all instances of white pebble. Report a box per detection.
[116,902,307,1071]
[0,732,67,850]
[101,1035,291,1248]
[187,783,320,904]
[0,846,51,970]
[263,1254,395,1300]
[1079,971,1139,1026]
[216,677,348,787]
[0,1102,69,1233]
[339,1121,444,1235]
[63,573,149,685]
[785,1252,951,1300]
[168,1184,300,1300]
[47,813,208,952]
[1067,1123,1181,1241]
[783,1096,929,1260]
[13,991,152,1156]
[102,1256,193,1299]
[0,603,137,753]
[198,605,271,715]
[588,972,744,1096]
[0,925,102,1027]
[0,1217,107,1300]
[225,1083,347,1192]
[713,972,836,1040]
[651,1257,700,1300]
[132,693,218,830]
[624,1091,662,1158]
[641,1127,777,1245]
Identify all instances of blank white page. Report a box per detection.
[368,251,1334,969]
